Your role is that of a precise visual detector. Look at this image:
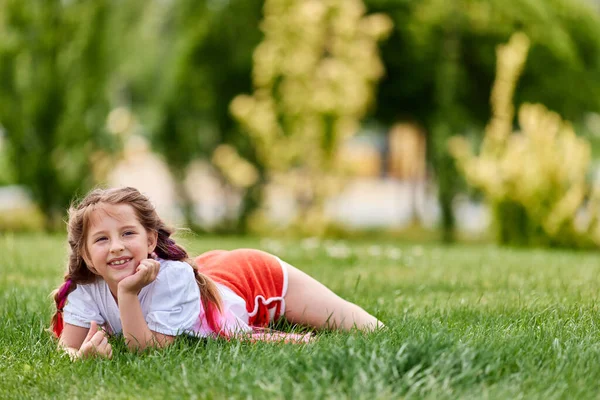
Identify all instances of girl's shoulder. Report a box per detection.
[64,277,108,312]
[69,277,103,295]
[153,259,197,293]
[157,258,194,276]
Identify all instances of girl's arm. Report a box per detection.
[117,258,175,352]
[59,322,112,360]
[118,290,175,352]
[58,323,87,357]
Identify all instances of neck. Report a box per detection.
[108,282,120,304]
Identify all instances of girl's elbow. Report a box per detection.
[124,335,161,353]
[124,336,149,353]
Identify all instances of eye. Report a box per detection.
[123,230,136,236]
[94,236,107,243]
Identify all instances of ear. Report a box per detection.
[147,230,158,254]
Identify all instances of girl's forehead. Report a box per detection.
[88,203,139,226]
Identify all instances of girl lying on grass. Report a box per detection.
[50,187,383,359]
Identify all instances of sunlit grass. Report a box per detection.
[1,233,600,399]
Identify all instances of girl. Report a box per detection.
[50,187,383,359]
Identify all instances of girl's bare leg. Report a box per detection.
[282,262,384,331]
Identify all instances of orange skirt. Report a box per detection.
[194,249,287,327]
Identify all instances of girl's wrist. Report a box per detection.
[117,285,138,297]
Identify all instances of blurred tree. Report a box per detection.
[150,0,215,230]
[450,33,600,248]
[106,0,219,230]
[110,0,264,232]
[0,133,15,186]
[196,0,265,232]
[365,0,600,241]
[0,0,113,230]
[231,0,392,235]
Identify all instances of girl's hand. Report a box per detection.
[78,321,112,359]
[118,257,160,295]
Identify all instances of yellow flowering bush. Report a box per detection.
[230,0,392,235]
[450,33,600,247]
[212,145,259,189]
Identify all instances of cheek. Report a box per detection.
[87,244,105,261]
[131,241,148,255]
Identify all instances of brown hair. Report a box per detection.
[50,187,222,337]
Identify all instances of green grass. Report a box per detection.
[2,233,600,399]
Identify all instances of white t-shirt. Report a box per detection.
[63,259,252,337]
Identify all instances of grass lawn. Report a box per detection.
[2,233,600,399]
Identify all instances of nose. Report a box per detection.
[110,238,125,254]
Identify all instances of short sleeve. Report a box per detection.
[145,260,201,336]
[63,284,105,329]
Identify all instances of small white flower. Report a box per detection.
[325,242,352,259]
[367,245,382,257]
[301,237,321,250]
[386,248,402,260]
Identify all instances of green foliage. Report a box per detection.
[109,0,264,231]
[451,32,600,248]
[0,207,44,232]
[196,0,266,233]
[0,0,113,230]
[454,104,599,249]
[5,235,600,397]
[2,0,600,239]
[149,0,215,228]
[231,0,393,235]
[0,140,15,186]
[367,0,600,124]
[365,0,600,242]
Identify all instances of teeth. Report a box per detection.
[110,259,130,265]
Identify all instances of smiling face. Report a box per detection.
[84,203,157,296]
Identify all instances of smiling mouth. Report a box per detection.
[108,258,132,268]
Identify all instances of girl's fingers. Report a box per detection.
[91,331,106,346]
[83,321,98,344]
[80,335,112,359]
[143,259,159,271]
[79,342,92,356]
[137,265,151,281]
[96,338,111,358]
[140,259,159,281]
[145,265,154,280]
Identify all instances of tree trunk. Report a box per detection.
[432,12,461,243]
